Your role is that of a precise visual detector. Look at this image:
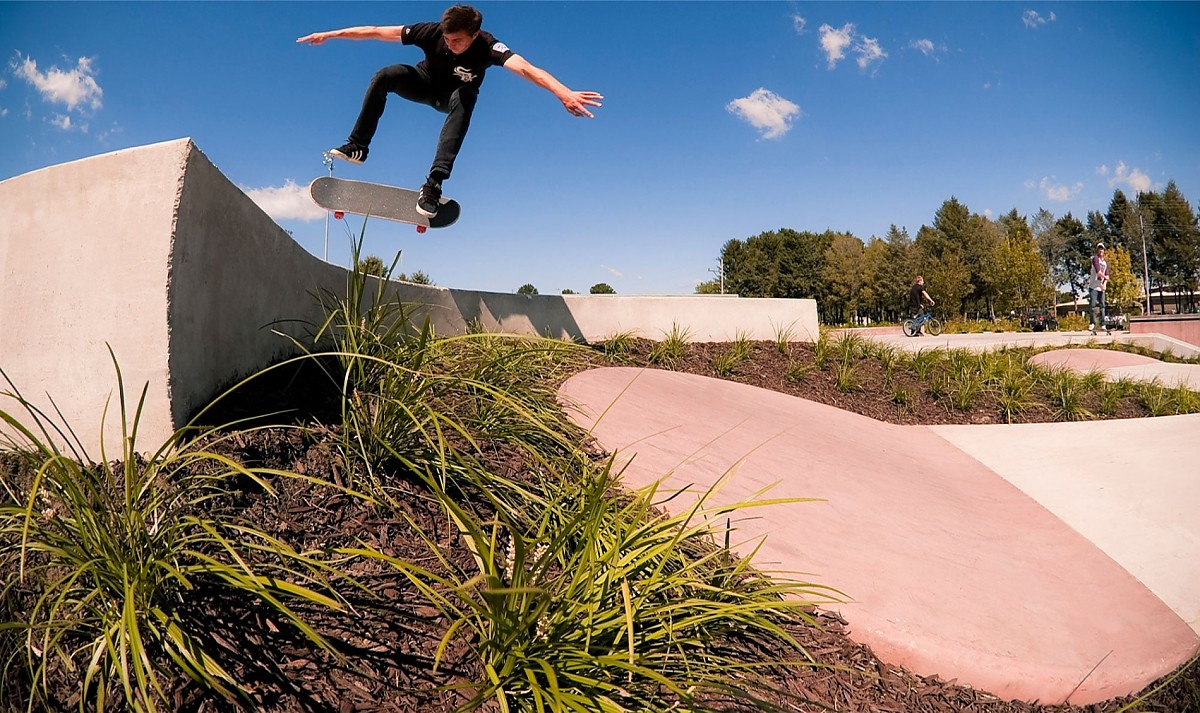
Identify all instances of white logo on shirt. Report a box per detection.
[454,66,476,82]
[492,42,510,54]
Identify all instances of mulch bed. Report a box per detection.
[4,343,1195,712]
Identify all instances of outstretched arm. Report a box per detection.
[297,25,405,45]
[502,54,603,118]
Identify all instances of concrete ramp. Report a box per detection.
[0,140,817,455]
[1,139,358,455]
[559,367,1199,705]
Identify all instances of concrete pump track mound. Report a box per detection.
[559,365,1199,706]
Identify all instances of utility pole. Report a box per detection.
[1139,213,1151,314]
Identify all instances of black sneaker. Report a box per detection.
[416,179,441,217]
[329,142,368,164]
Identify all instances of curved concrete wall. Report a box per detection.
[0,139,817,455]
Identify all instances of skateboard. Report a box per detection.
[309,176,461,231]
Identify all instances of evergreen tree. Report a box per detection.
[517,283,539,296]
[357,255,387,277]
[400,270,434,285]
[881,225,918,321]
[1146,180,1200,312]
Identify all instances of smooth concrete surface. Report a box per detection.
[0,139,816,455]
[1029,348,1200,390]
[932,413,1200,634]
[1131,313,1200,348]
[559,351,1200,705]
[861,329,1200,360]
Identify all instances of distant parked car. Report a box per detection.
[1019,308,1059,332]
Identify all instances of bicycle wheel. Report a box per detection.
[925,318,944,336]
[902,319,917,337]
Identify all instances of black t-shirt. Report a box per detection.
[909,283,925,311]
[402,22,515,90]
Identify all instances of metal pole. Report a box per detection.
[322,152,334,262]
[1140,214,1150,314]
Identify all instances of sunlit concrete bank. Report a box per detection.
[0,139,816,454]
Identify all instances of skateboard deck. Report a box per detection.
[309,176,460,229]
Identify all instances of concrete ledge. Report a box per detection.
[1129,314,1200,351]
[0,139,817,454]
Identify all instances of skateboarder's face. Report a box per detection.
[444,30,479,55]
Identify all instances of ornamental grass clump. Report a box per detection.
[0,354,358,712]
[647,324,692,367]
[349,458,838,712]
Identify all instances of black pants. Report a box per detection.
[348,64,478,181]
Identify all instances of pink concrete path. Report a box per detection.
[558,367,1198,706]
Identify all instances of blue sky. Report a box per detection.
[3,2,1198,295]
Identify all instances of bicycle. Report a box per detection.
[902,308,943,337]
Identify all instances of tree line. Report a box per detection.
[699,181,1200,324]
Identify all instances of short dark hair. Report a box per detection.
[442,5,482,34]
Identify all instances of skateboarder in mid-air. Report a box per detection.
[297,4,603,218]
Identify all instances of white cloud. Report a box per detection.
[855,36,888,71]
[602,265,624,278]
[49,113,88,132]
[819,23,888,72]
[1022,10,1057,29]
[242,180,327,222]
[726,88,802,140]
[1105,161,1152,194]
[12,53,103,112]
[819,23,855,69]
[1,108,8,118]
[0,78,7,90]
[792,14,807,34]
[1026,176,1082,202]
[910,38,946,60]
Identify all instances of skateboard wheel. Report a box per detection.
[416,225,427,234]
[334,211,344,220]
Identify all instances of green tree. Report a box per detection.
[517,283,539,296]
[397,270,434,285]
[561,288,577,295]
[1054,213,1089,301]
[1145,180,1200,313]
[879,225,918,321]
[914,197,1004,317]
[357,255,386,277]
[1104,245,1144,314]
[721,229,840,319]
[694,279,722,295]
[856,236,892,322]
[822,233,865,324]
[984,210,1053,314]
[590,283,616,294]
[1033,208,1071,292]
